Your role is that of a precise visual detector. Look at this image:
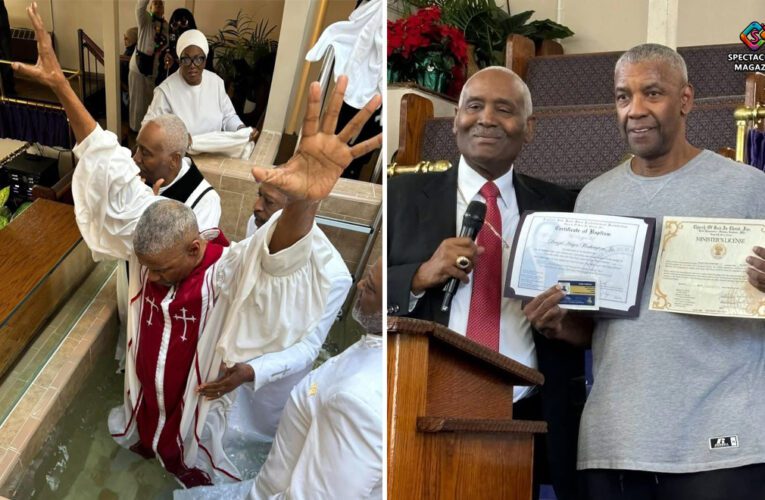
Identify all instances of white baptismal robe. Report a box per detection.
[71,126,332,485]
[173,335,383,500]
[305,0,382,110]
[252,334,383,499]
[188,128,256,160]
[143,70,244,136]
[226,217,352,445]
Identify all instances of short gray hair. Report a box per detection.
[458,66,533,119]
[133,199,198,255]
[144,114,190,156]
[615,43,688,85]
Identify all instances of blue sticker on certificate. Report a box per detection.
[558,279,599,310]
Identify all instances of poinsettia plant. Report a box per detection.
[387,6,468,96]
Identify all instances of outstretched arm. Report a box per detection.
[252,76,381,253]
[12,3,96,142]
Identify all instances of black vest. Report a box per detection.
[161,159,214,209]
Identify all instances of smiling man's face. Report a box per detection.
[615,60,692,162]
[453,69,534,180]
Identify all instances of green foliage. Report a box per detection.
[397,0,575,68]
[208,11,279,101]
[0,186,10,230]
[11,201,32,220]
[0,186,32,229]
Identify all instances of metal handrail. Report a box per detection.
[734,104,765,163]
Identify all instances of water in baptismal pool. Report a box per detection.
[13,307,362,499]
[15,349,274,499]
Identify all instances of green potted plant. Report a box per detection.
[387,6,468,96]
[0,186,32,230]
[394,0,574,69]
[208,11,279,126]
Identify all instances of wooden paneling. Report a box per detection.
[397,93,434,165]
[0,200,92,380]
[426,340,515,420]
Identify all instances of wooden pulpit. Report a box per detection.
[387,317,547,500]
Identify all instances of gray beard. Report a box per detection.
[351,299,383,335]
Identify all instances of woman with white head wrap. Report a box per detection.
[143,29,257,145]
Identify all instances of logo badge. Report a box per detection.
[741,22,765,51]
[709,435,739,449]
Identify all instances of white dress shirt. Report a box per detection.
[412,157,536,402]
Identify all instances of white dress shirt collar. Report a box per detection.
[158,157,192,194]
[457,156,515,207]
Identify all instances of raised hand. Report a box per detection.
[251,76,381,202]
[12,2,67,90]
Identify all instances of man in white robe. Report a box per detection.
[134,113,221,229]
[196,183,352,469]
[116,107,221,373]
[13,3,381,488]
[175,259,383,499]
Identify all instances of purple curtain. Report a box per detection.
[0,102,72,148]
[747,128,765,172]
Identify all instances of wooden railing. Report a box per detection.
[77,29,105,119]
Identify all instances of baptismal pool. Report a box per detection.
[12,303,362,499]
[14,345,179,499]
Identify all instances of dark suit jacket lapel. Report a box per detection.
[420,165,459,241]
[420,166,458,325]
[514,171,551,213]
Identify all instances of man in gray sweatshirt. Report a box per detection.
[525,43,765,500]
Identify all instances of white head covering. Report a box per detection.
[176,29,209,58]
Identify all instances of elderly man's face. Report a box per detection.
[252,183,288,228]
[179,45,205,86]
[615,60,693,162]
[134,122,179,186]
[352,259,382,333]
[136,237,202,287]
[453,70,534,180]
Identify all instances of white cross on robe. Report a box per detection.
[146,296,159,326]
[173,307,196,342]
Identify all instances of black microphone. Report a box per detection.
[441,201,486,312]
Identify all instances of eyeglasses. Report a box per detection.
[170,18,190,30]
[179,55,206,67]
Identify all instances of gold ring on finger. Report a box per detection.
[455,256,470,270]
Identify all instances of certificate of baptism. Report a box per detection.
[650,217,765,319]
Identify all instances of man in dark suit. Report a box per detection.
[388,66,585,500]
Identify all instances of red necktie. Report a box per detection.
[466,182,502,351]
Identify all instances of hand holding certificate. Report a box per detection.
[650,217,765,319]
[505,212,655,316]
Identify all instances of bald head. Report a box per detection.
[459,66,533,120]
[453,66,535,180]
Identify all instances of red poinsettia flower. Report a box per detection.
[387,6,468,96]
